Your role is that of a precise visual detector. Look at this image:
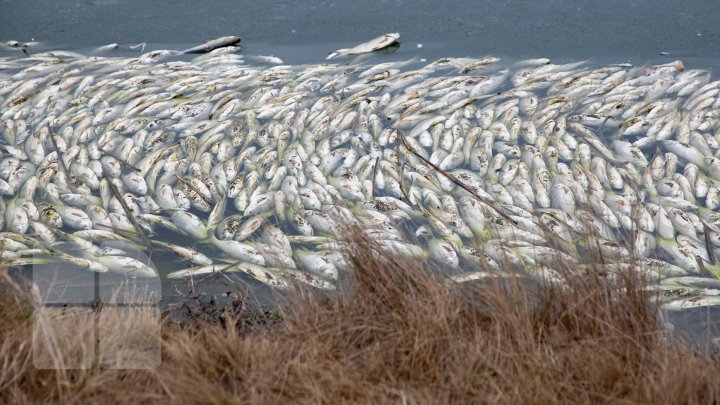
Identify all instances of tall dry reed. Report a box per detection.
[1,228,719,404]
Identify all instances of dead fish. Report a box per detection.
[181,35,242,54]
[326,33,400,60]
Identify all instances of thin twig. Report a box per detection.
[47,127,72,183]
[394,134,409,202]
[175,175,212,205]
[395,129,516,224]
[100,170,151,246]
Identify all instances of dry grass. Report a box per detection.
[1,228,720,404]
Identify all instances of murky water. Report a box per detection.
[1,0,719,63]
[2,0,720,343]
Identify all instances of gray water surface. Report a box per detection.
[1,0,719,65]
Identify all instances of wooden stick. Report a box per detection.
[175,175,212,205]
[395,129,516,224]
[47,127,73,183]
[101,170,151,246]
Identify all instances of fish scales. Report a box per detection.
[1,43,720,299]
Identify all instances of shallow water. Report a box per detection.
[0,48,715,342]
[2,0,720,340]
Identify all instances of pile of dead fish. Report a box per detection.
[2,36,720,309]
